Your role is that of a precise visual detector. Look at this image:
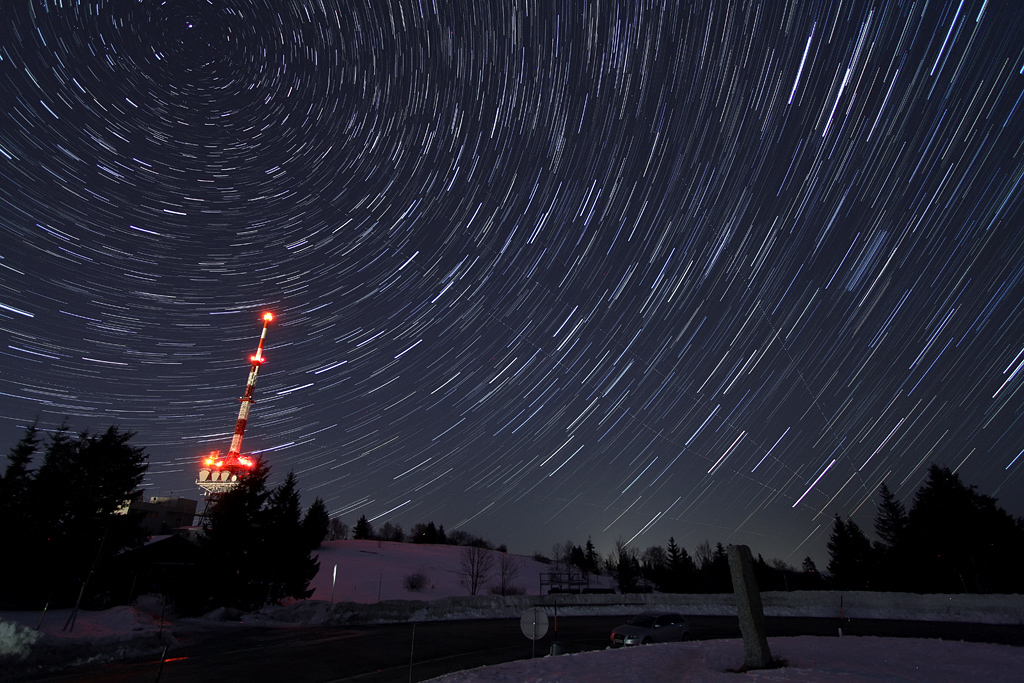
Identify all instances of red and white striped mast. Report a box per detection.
[197,311,274,494]
[228,311,273,460]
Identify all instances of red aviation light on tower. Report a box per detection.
[250,312,273,364]
[196,312,276,496]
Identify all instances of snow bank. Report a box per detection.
[0,600,174,678]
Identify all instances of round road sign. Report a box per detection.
[520,607,549,641]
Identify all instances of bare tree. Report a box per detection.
[494,552,522,596]
[459,545,494,595]
[551,540,574,568]
[328,518,349,541]
[693,540,714,571]
[379,521,405,542]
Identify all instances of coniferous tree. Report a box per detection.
[200,459,273,611]
[611,539,641,593]
[826,515,873,590]
[411,521,435,543]
[264,472,318,603]
[569,544,587,571]
[302,497,331,549]
[0,423,41,542]
[665,536,697,592]
[905,465,1024,592]
[1,425,148,609]
[353,514,373,540]
[0,421,39,505]
[874,483,908,549]
[584,536,600,574]
[196,463,320,612]
[642,545,669,591]
[872,483,909,590]
[700,542,732,592]
[0,423,43,607]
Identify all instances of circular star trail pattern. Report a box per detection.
[2,0,1023,562]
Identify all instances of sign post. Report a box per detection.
[520,607,549,658]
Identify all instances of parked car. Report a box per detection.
[610,611,691,647]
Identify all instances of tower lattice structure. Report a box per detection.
[197,312,273,495]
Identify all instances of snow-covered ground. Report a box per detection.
[307,539,614,603]
[2,540,1022,681]
[427,636,1024,682]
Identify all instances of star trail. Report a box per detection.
[2,0,1023,564]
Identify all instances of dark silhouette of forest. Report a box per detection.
[0,424,328,613]
[826,465,1024,593]
[3,424,1022,615]
[334,464,1024,596]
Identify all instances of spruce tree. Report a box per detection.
[872,483,909,589]
[826,515,873,590]
[906,464,1024,592]
[665,536,696,592]
[1,425,148,609]
[0,421,40,503]
[302,497,331,549]
[353,514,373,539]
[265,472,317,603]
[584,536,600,574]
[200,458,272,611]
[874,483,907,549]
[198,465,322,611]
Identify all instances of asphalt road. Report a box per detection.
[16,615,1024,683]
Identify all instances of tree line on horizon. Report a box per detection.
[0,423,329,614]
[826,464,1024,593]
[331,466,1024,596]
[3,424,1022,615]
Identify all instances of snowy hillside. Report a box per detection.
[307,539,612,603]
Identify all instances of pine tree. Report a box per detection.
[0,423,42,607]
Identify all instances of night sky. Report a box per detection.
[2,0,1024,566]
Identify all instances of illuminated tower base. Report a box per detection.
[196,451,256,494]
[196,312,273,496]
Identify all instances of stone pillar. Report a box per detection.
[726,544,773,669]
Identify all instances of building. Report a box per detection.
[129,496,199,536]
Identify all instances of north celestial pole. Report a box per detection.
[1,0,1023,564]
